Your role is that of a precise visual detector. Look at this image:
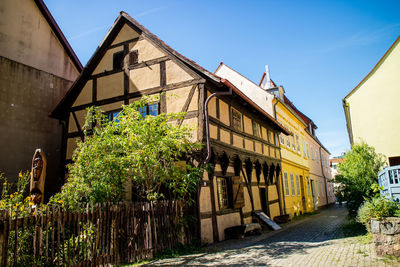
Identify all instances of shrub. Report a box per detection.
[357,195,400,229]
[335,142,386,215]
[52,96,202,206]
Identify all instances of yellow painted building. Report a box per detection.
[272,88,313,217]
[343,35,400,165]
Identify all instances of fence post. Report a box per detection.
[0,210,10,267]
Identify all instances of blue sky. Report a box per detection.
[46,0,400,157]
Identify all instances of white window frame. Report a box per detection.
[290,173,295,196]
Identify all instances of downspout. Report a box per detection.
[319,147,329,207]
[273,98,287,215]
[198,85,232,242]
[204,87,233,164]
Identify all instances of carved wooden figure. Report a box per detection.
[30,149,47,204]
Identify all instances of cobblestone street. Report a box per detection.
[146,206,399,266]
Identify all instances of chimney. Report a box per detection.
[260,65,273,90]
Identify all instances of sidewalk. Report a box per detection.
[145,205,400,266]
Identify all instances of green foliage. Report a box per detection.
[0,171,33,214]
[357,194,400,229]
[335,142,386,214]
[52,96,202,206]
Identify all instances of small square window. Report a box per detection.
[217,177,229,209]
[106,109,122,122]
[252,121,260,137]
[129,50,138,65]
[113,51,124,70]
[231,109,242,131]
[139,103,159,119]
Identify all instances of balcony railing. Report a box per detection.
[378,165,400,201]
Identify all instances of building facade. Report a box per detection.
[51,12,290,243]
[343,35,400,166]
[0,0,82,198]
[259,73,335,213]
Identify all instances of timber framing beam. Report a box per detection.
[70,78,204,112]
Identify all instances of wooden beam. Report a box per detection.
[160,61,167,113]
[70,79,203,112]
[178,84,197,127]
[198,83,205,142]
[128,56,169,70]
[108,36,142,49]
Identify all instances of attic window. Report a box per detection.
[113,51,124,70]
[129,50,138,65]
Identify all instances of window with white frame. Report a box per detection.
[284,172,290,196]
[280,133,285,145]
[306,177,310,195]
[296,135,300,153]
[290,174,295,196]
[295,175,300,196]
[291,136,296,150]
[302,139,306,156]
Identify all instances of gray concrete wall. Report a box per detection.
[0,56,73,199]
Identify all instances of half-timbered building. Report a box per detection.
[51,12,290,243]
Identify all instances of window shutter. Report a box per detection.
[129,50,138,65]
[232,176,244,209]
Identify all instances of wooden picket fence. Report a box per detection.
[0,201,196,266]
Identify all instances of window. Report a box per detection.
[113,51,124,70]
[280,133,285,145]
[138,103,159,118]
[290,174,295,196]
[231,109,242,131]
[284,173,290,196]
[129,50,138,65]
[252,121,260,137]
[302,139,306,156]
[286,136,290,148]
[306,177,310,195]
[291,136,296,150]
[296,175,300,196]
[217,177,229,209]
[296,135,300,152]
[106,109,122,122]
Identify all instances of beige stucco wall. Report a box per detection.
[66,22,199,160]
[0,0,79,81]
[346,39,400,160]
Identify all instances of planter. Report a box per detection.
[371,217,400,257]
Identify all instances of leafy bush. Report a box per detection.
[52,96,202,206]
[335,142,386,215]
[357,195,400,229]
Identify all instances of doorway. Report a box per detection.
[300,175,306,212]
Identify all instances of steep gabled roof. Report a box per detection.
[51,12,290,135]
[344,35,400,100]
[34,0,82,72]
[51,12,221,119]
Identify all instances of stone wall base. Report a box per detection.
[371,218,400,257]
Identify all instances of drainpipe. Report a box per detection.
[319,147,329,207]
[204,87,233,164]
[273,98,287,215]
[196,84,232,242]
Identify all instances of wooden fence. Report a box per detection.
[0,201,196,266]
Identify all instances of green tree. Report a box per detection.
[52,96,202,206]
[335,142,386,215]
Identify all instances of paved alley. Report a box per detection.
[146,206,399,266]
